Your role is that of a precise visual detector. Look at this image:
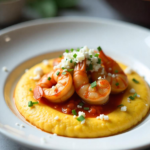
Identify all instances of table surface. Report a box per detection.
[0,0,149,149]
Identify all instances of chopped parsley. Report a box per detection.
[56,71,60,76]
[59,55,62,58]
[117,104,124,107]
[91,81,97,88]
[115,70,118,73]
[83,107,89,110]
[76,48,80,52]
[70,59,73,63]
[72,109,77,115]
[65,49,69,53]
[115,82,119,86]
[97,58,101,64]
[88,58,91,61]
[29,88,32,91]
[77,115,85,121]
[94,53,99,57]
[62,72,66,75]
[47,77,51,80]
[28,101,39,107]
[129,93,137,100]
[97,46,102,52]
[62,67,65,70]
[132,78,139,84]
[73,53,77,58]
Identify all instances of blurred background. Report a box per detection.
[0,0,150,150]
[0,0,150,29]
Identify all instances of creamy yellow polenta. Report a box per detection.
[15,59,150,138]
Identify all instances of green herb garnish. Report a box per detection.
[62,72,66,75]
[72,109,77,115]
[117,104,124,107]
[78,102,84,106]
[90,55,93,58]
[59,55,62,58]
[73,53,77,58]
[86,64,93,71]
[115,70,118,73]
[91,81,97,88]
[67,69,74,72]
[56,71,60,76]
[97,46,102,52]
[115,82,119,86]
[94,53,99,57]
[70,48,74,52]
[77,115,85,121]
[76,48,80,52]
[70,59,73,63]
[97,58,101,64]
[62,67,65,70]
[132,78,139,84]
[28,101,39,107]
[129,93,137,100]
[83,107,89,110]
[47,77,51,80]
[65,49,69,53]
[29,88,32,91]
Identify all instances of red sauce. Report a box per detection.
[40,92,124,118]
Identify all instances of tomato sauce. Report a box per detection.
[40,92,124,118]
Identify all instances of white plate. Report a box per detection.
[0,17,150,150]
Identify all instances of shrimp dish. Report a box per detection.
[15,46,150,138]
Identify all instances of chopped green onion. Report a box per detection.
[73,53,77,58]
[132,78,139,84]
[28,101,39,107]
[62,72,66,75]
[62,67,65,70]
[88,58,91,61]
[78,102,84,106]
[70,59,73,63]
[86,64,93,71]
[56,71,60,76]
[29,88,32,91]
[90,55,93,58]
[129,93,137,100]
[91,81,97,88]
[97,58,101,64]
[77,115,85,121]
[72,109,77,115]
[94,53,99,57]
[84,107,89,110]
[70,48,74,52]
[74,62,77,66]
[115,70,118,73]
[59,55,62,58]
[67,69,74,72]
[117,104,124,107]
[76,48,80,52]
[47,77,51,80]
[115,82,119,86]
[97,46,102,52]
[65,49,69,53]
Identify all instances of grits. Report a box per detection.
[15,59,150,138]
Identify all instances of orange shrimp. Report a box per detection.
[73,60,111,105]
[34,69,75,103]
[91,50,128,94]
[53,57,63,67]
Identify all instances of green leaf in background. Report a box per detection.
[55,0,78,8]
[27,0,57,18]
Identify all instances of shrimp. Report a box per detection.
[53,57,63,67]
[73,60,111,105]
[91,50,128,94]
[34,69,75,103]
